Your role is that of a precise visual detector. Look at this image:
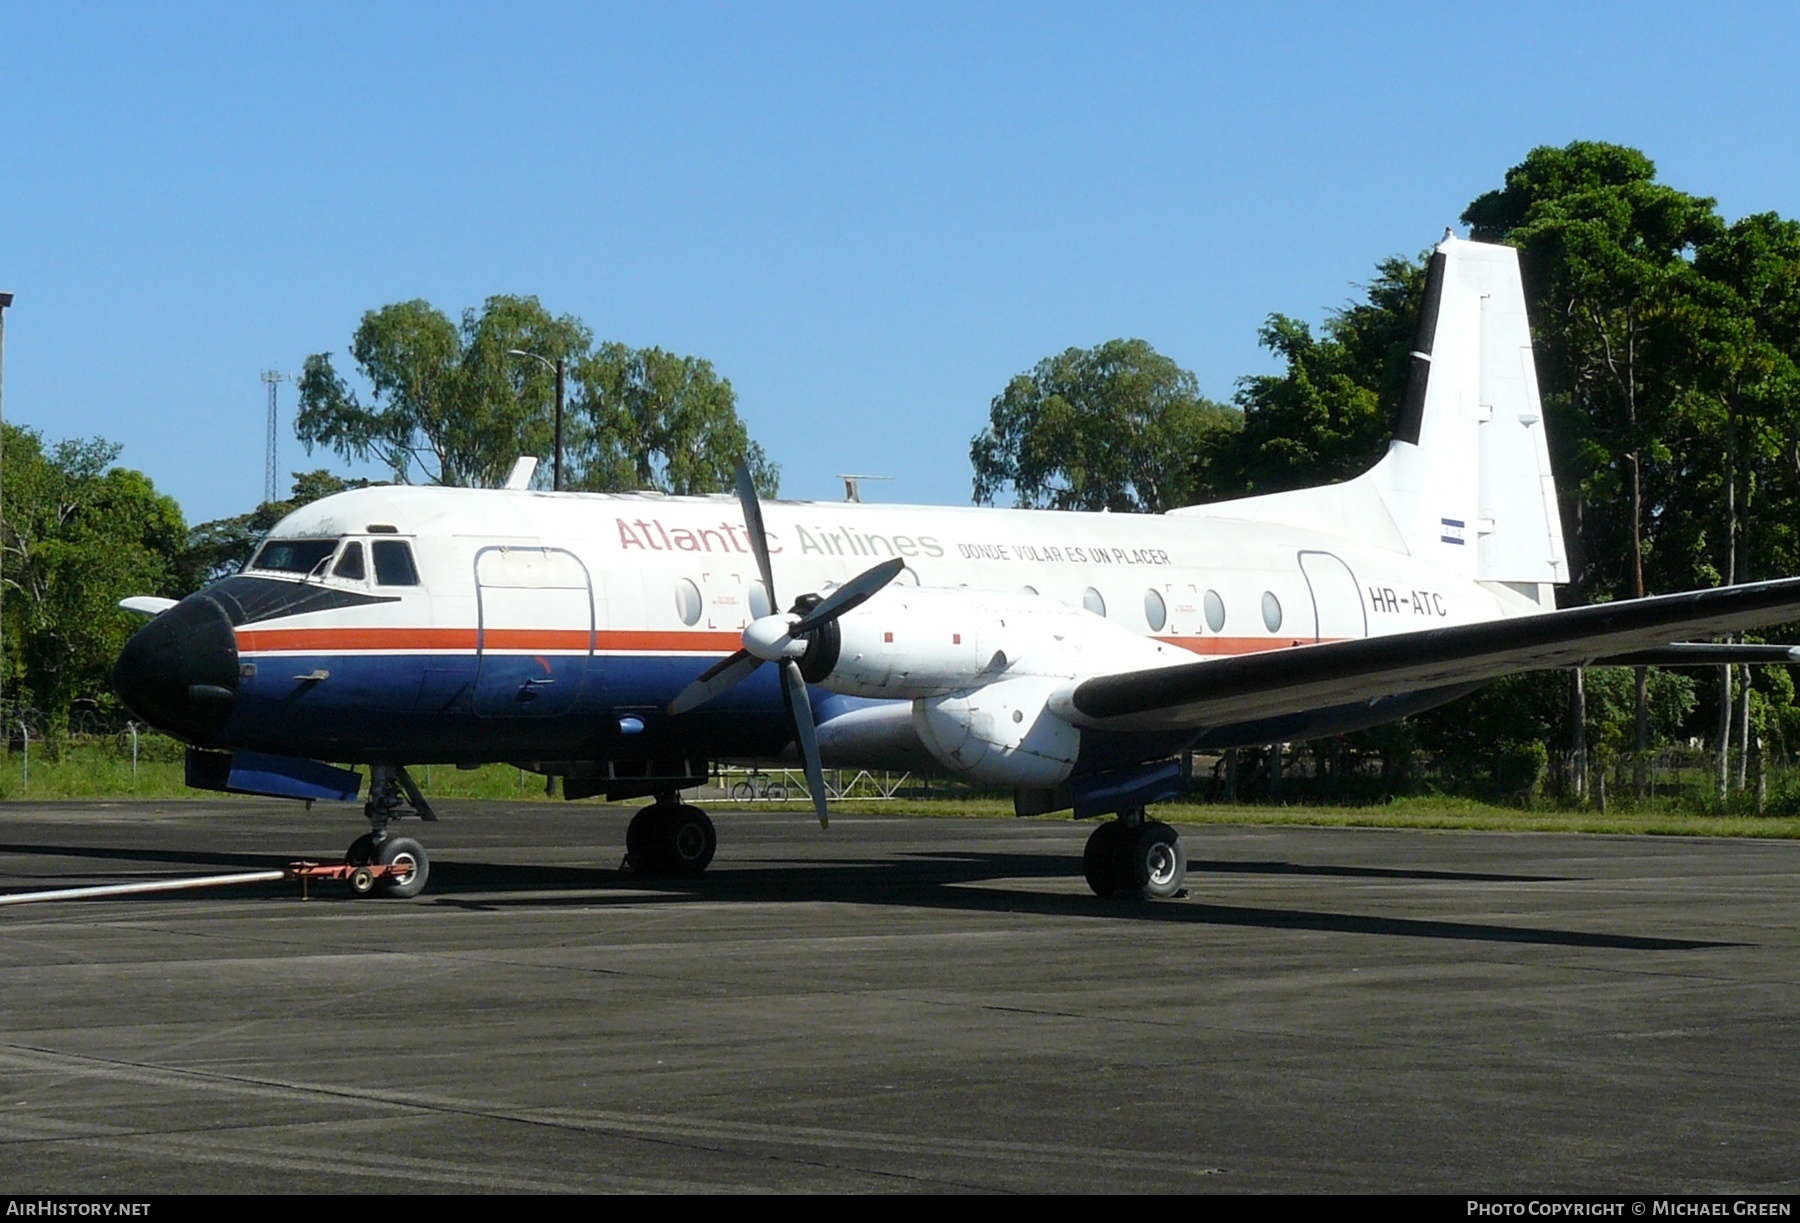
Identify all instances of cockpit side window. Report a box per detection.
[372,540,421,586]
[250,538,340,575]
[333,542,366,581]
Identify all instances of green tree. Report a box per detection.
[1463,142,1724,605]
[296,295,591,488]
[1457,143,1800,794]
[970,338,1239,512]
[1223,256,1429,496]
[570,343,778,496]
[0,426,186,730]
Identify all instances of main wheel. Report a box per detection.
[1083,820,1126,898]
[657,805,716,874]
[626,804,661,866]
[1117,821,1186,899]
[373,835,430,899]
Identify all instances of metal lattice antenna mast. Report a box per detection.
[260,370,286,504]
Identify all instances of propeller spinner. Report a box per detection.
[667,464,904,827]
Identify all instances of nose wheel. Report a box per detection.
[1083,815,1186,899]
[342,832,430,898]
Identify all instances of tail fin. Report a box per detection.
[1370,236,1568,588]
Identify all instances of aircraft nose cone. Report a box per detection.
[113,594,239,743]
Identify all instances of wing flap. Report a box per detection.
[1065,577,1800,731]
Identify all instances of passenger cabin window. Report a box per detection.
[333,542,366,581]
[1204,590,1226,632]
[1143,588,1167,632]
[372,540,421,586]
[675,578,703,626]
[251,538,339,575]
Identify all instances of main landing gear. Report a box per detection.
[344,764,436,899]
[1082,809,1187,900]
[623,794,717,875]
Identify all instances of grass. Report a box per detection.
[0,740,567,803]
[6,741,1800,838]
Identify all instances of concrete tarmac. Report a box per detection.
[0,798,1796,1194]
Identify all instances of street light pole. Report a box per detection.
[506,349,565,491]
[553,354,565,492]
[0,291,13,727]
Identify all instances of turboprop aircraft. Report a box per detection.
[114,236,1800,901]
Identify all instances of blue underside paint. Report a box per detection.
[222,649,1476,780]
[227,650,803,764]
[187,747,364,802]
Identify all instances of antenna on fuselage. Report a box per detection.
[838,474,893,503]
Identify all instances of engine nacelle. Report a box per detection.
[802,586,1192,786]
[913,675,1080,786]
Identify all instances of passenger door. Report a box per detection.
[473,546,594,717]
[1298,550,1368,643]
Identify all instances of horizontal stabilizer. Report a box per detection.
[1065,578,1800,731]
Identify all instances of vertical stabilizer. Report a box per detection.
[1370,237,1568,586]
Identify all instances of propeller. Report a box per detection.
[668,463,905,827]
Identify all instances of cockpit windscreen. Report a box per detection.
[249,538,339,574]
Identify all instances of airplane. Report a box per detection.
[113,236,1800,901]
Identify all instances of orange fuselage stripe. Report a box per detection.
[234,625,1312,657]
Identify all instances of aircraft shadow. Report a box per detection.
[0,840,1732,952]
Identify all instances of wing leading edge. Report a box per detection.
[1064,577,1800,732]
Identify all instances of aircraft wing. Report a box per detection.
[1064,577,1800,732]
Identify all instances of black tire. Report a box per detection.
[1082,820,1125,898]
[659,805,716,874]
[345,833,375,866]
[730,781,756,802]
[625,805,661,865]
[373,835,430,899]
[764,784,788,802]
[1117,821,1186,899]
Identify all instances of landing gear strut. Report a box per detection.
[624,795,717,875]
[1083,809,1186,900]
[345,764,434,898]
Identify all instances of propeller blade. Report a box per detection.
[668,650,762,716]
[735,462,778,607]
[781,659,829,828]
[791,557,906,635]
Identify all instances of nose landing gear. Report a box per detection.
[344,765,435,898]
[1082,810,1187,900]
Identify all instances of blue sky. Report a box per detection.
[4,2,1799,524]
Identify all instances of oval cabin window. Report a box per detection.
[1261,590,1283,633]
[1143,588,1167,632]
[1204,590,1226,632]
[1083,588,1107,618]
[675,578,703,626]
